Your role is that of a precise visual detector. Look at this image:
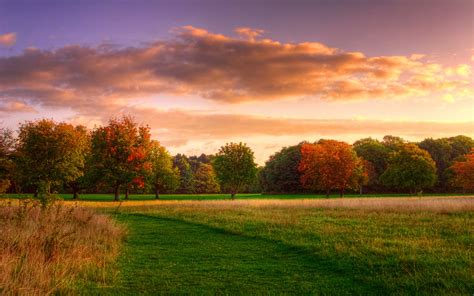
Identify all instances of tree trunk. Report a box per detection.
[34,189,38,198]
[72,185,79,200]
[231,192,235,200]
[125,188,129,200]
[359,186,363,195]
[340,188,344,198]
[155,186,160,199]
[114,183,120,201]
[325,189,330,198]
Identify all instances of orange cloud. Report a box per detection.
[0,32,16,47]
[0,101,37,114]
[69,106,473,148]
[0,26,471,112]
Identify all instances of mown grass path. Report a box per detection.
[94,213,384,295]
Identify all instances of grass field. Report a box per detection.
[2,192,472,202]
[74,196,474,295]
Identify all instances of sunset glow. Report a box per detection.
[1,0,472,163]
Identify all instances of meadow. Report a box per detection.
[1,195,473,295]
[88,196,473,295]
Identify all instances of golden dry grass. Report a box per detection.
[60,195,474,213]
[0,200,125,295]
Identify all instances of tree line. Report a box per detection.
[0,116,473,201]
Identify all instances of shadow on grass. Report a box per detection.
[90,212,392,295]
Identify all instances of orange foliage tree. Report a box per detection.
[298,140,366,197]
[449,149,474,192]
[90,116,152,201]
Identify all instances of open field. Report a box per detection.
[2,196,473,294]
[79,196,473,295]
[1,192,472,202]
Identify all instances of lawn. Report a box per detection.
[83,197,473,295]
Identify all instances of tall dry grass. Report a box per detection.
[0,200,125,295]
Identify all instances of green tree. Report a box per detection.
[213,142,257,199]
[448,135,474,160]
[380,144,436,194]
[260,143,305,193]
[193,163,220,193]
[90,116,152,201]
[353,138,391,187]
[148,141,180,199]
[382,135,406,150]
[418,138,453,189]
[173,154,194,193]
[15,119,88,204]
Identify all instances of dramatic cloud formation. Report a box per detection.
[0,32,16,47]
[0,26,471,114]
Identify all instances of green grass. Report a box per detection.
[2,192,471,202]
[85,201,473,295]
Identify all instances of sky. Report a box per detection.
[0,0,473,164]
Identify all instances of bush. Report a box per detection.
[0,200,125,294]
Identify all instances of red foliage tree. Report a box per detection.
[449,149,474,192]
[90,116,152,201]
[298,140,364,197]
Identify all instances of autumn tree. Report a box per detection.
[90,116,152,201]
[260,143,305,193]
[15,119,88,203]
[148,141,180,199]
[298,140,364,197]
[380,144,436,194]
[0,128,15,194]
[213,142,257,199]
[193,163,220,193]
[449,149,474,192]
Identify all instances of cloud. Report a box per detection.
[69,106,473,148]
[234,27,265,41]
[0,101,37,114]
[0,26,471,113]
[0,32,16,47]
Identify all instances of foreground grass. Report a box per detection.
[0,200,125,294]
[88,197,473,295]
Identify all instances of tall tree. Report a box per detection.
[418,138,453,189]
[449,149,474,192]
[260,143,305,193]
[213,142,257,199]
[148,141,180,199]
[0,128,15,194]
[173,154,194,193]
[193,163,220,193]
[298,140,363,197]
[448,135,474,160]
[15,119,88,202]
[90,116,152,201]
[380,144,436,194]
[353,138,391,188]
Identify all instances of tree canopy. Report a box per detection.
[299,140,365,197]
[90,116,152,201]
[380,144,437,194]
[213,142,257,199]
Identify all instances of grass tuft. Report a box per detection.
[0,200,125,294]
